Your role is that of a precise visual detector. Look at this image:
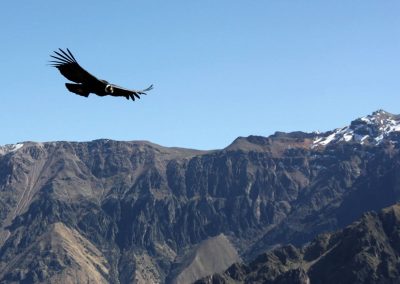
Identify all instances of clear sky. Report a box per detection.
[1,1,399,150]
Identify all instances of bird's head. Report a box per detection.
[105,84,114,94]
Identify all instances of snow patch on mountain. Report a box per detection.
[313,110,400,147]
[0,143,24,155]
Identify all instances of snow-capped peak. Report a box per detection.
[313,110,400,147]
[0,143,24,155]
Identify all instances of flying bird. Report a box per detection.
[50,48,153,101]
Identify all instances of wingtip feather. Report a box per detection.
[141,84,154,93]
[59,48,75,63]
[66,48,78,63]
[52,51,74,64]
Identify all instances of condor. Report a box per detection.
[50,48,153,101]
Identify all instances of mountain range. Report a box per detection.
[0,109,399,283]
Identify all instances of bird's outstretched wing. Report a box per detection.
[111,84,154,100]
[50,48,99,84]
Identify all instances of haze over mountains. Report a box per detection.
[0,109,399,283]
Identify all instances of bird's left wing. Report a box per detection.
[111,84,154,100]
[50,48,99,84]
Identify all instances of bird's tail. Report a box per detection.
[65,83,90,97]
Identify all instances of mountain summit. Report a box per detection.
[313,109,400,147]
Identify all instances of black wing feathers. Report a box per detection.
[49,48,77,66]
[50,48,99,84]
[66,48,78,62]
[111,84,153,100]
[65,83,90,97]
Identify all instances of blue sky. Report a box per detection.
[1,1,399,150]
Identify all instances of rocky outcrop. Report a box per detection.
[0,222,109,283]
[169,234,240,284]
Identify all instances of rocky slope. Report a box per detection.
[0,110,399,283]
[169,234,240,284]
[196,203,400,284]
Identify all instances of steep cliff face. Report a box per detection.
[0,110,399,283]
[196,203,400,284]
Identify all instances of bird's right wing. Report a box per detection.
[111,84,154,100]
[50,48,99,84]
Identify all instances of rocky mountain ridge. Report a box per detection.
[196,203,400,284]
[0,110,399,283]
